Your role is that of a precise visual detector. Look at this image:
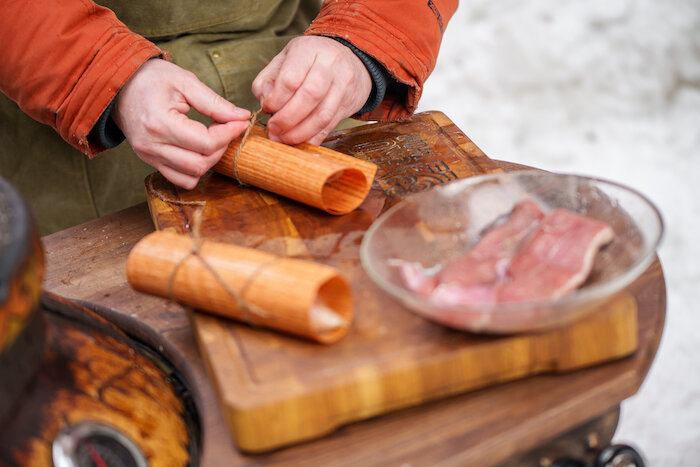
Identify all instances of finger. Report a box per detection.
[180,74,250,123]
[207,120,251,151]
[145,143,220,179]
[164,113,246,156]
[161,113,219,155]
[260,44,316,115]
[273,80,347,145]
[203,120,250,163]
[266,59,334,138]
[307,125,335,146]
[156,164,202,191]
[252,49,287,105]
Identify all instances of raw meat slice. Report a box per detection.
[431,283,495,305]
[396,199,544,300]
[396,261,438,297]
[437,199,545,287]
[395,200,614,306]
[495,209,614,302]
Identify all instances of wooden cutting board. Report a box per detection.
[144,111,638,453]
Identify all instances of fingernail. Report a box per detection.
[267,127,281,143]
[232,107,251,118]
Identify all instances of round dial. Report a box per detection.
[52,422,147,467]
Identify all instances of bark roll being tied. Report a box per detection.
[215,126,377,215]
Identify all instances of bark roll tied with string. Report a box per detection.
[126,231,353,344]
[215,126,378,215]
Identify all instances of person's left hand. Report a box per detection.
[252,36,372,145]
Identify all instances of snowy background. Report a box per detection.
[417,1,700,465]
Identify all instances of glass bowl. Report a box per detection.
[360,171,663,334]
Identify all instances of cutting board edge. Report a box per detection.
[196,292,639,453]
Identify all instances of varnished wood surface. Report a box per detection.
[41,113,666,465]
[143,112,641,453]
[0,294,191,467]
[42,194,665,467]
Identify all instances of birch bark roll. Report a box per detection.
[126,231,353,344]
[214,126,377,215]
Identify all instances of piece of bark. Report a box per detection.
[126,231,353,344]
[215,126,377,215]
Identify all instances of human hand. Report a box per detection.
[112,59,251,189]
[252,36,372,145]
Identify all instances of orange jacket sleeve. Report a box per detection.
[305,0,458,121]
[0,0,164,156]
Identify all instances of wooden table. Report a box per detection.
[41,159,666,466]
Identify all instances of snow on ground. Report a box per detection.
[417,1,700,465]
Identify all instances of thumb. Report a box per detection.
[208,120,250,147]
[182,77,251,123]
[252,48,288,106]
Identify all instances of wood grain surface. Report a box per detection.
[0,294,192,467]
[144,112,640,452]
[215,126,377,215]
[40,112,666,466]
[126,230,354,344]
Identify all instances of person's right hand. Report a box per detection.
[112,59,251,189]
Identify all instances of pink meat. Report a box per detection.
[398,262,438,297]
[436,199,545,288]
[397,200,544,300]
[494,209,614,302]
[431,283,495,305]
[396,201,614,306]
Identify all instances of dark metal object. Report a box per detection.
[594,444,646,467]
[500,407,647,467]
[0,308,45,426]
[548,444,646,467]
[52,422,148,467]
[42,292,203,467]
[551,444,646,467]
[501,407,619,467]
[551,459,587,467]
[0,177,33,301]
[0,176,45,427]
[0,175,199,466]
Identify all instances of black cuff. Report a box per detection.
[331,37,391,114]
[88,97,126,150]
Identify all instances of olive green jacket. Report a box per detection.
[1,0,457,235]
[0,0,320,234]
